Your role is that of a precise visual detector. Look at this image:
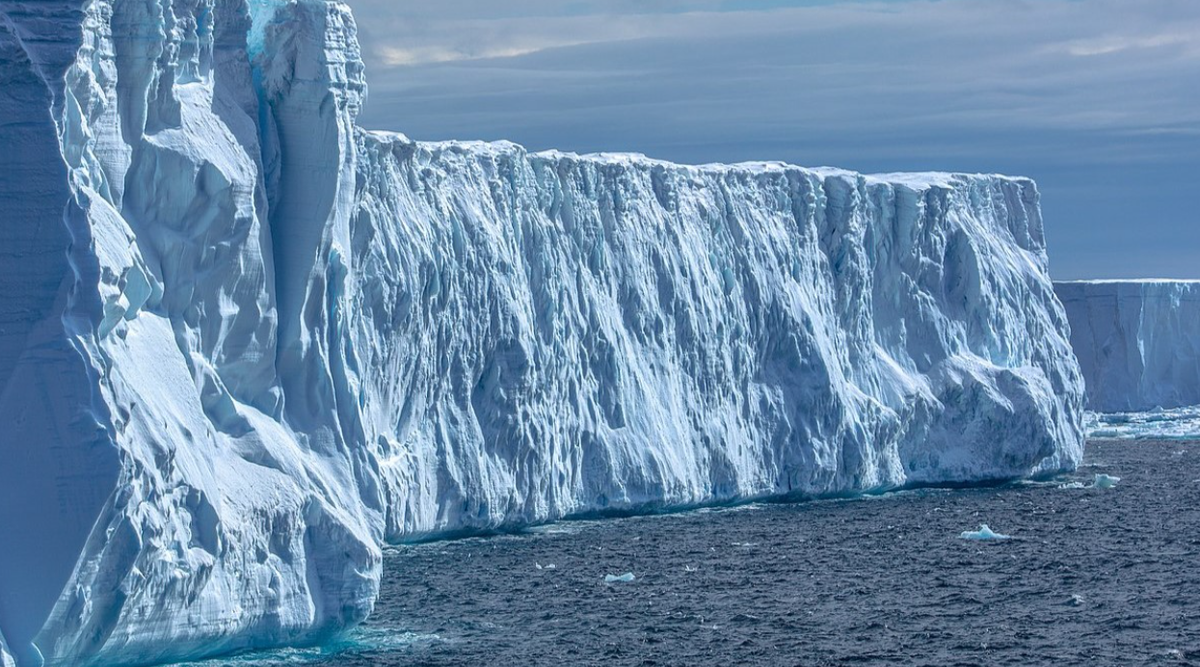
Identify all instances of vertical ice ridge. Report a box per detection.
[0,5,121,667]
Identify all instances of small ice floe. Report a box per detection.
[605,572,636,583]
[535,562,557,571]
[959,524,1011,541]
[1059,474,1121,490]
[1068,594,1085,607]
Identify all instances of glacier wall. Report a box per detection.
[1056,281,1200,413]
[0,0,1083,665]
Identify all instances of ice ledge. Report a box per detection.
[362,131,1032,190]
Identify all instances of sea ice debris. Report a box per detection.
[960,525,1011,541]
[605,573,636,583]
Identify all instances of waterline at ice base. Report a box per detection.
[0,1,1084,665]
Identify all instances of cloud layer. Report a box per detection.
[350,0,1200,279]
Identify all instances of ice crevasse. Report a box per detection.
[1056,280,1200,413]
[0,0,1084,665]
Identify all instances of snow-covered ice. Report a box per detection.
[960,525,1011,541]
[1056,281,1200,413]
[0,0,1083,665]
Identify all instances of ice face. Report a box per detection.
[1056,281,1200,413]
[0,1,1084,665]
[351,140,1084,541]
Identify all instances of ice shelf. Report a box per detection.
[1056,280,1200,413]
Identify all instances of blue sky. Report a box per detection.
[349,0,1200,280]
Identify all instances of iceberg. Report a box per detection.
[1056,281,1200,413]
[0,0,1083,665]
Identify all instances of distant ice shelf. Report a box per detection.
[1056,281,1200,413]
[0,0,1083,665]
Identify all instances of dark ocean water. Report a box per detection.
[185,439,1200,667]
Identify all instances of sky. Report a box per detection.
[348,0,1200,280]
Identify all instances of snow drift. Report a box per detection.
[1056,281,1200,412]
[0,0,1083,665]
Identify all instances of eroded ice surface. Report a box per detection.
[0,0,1083,665]
[1056,281,1200,413]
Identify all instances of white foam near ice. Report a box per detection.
[1086,407,1200,441]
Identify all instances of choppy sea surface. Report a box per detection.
[177,438,1200,667]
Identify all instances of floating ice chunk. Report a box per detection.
[959,525,1011,541]
[1093,474,1121,489]
[605,573,636,583]
[1059,481,1089,490]
[684,565,698,573]
[535,563,556,571]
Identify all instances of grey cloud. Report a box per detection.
[347,0,1200,279]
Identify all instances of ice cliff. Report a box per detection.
[0,0,1084,665]
[1056,281,1200,413]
